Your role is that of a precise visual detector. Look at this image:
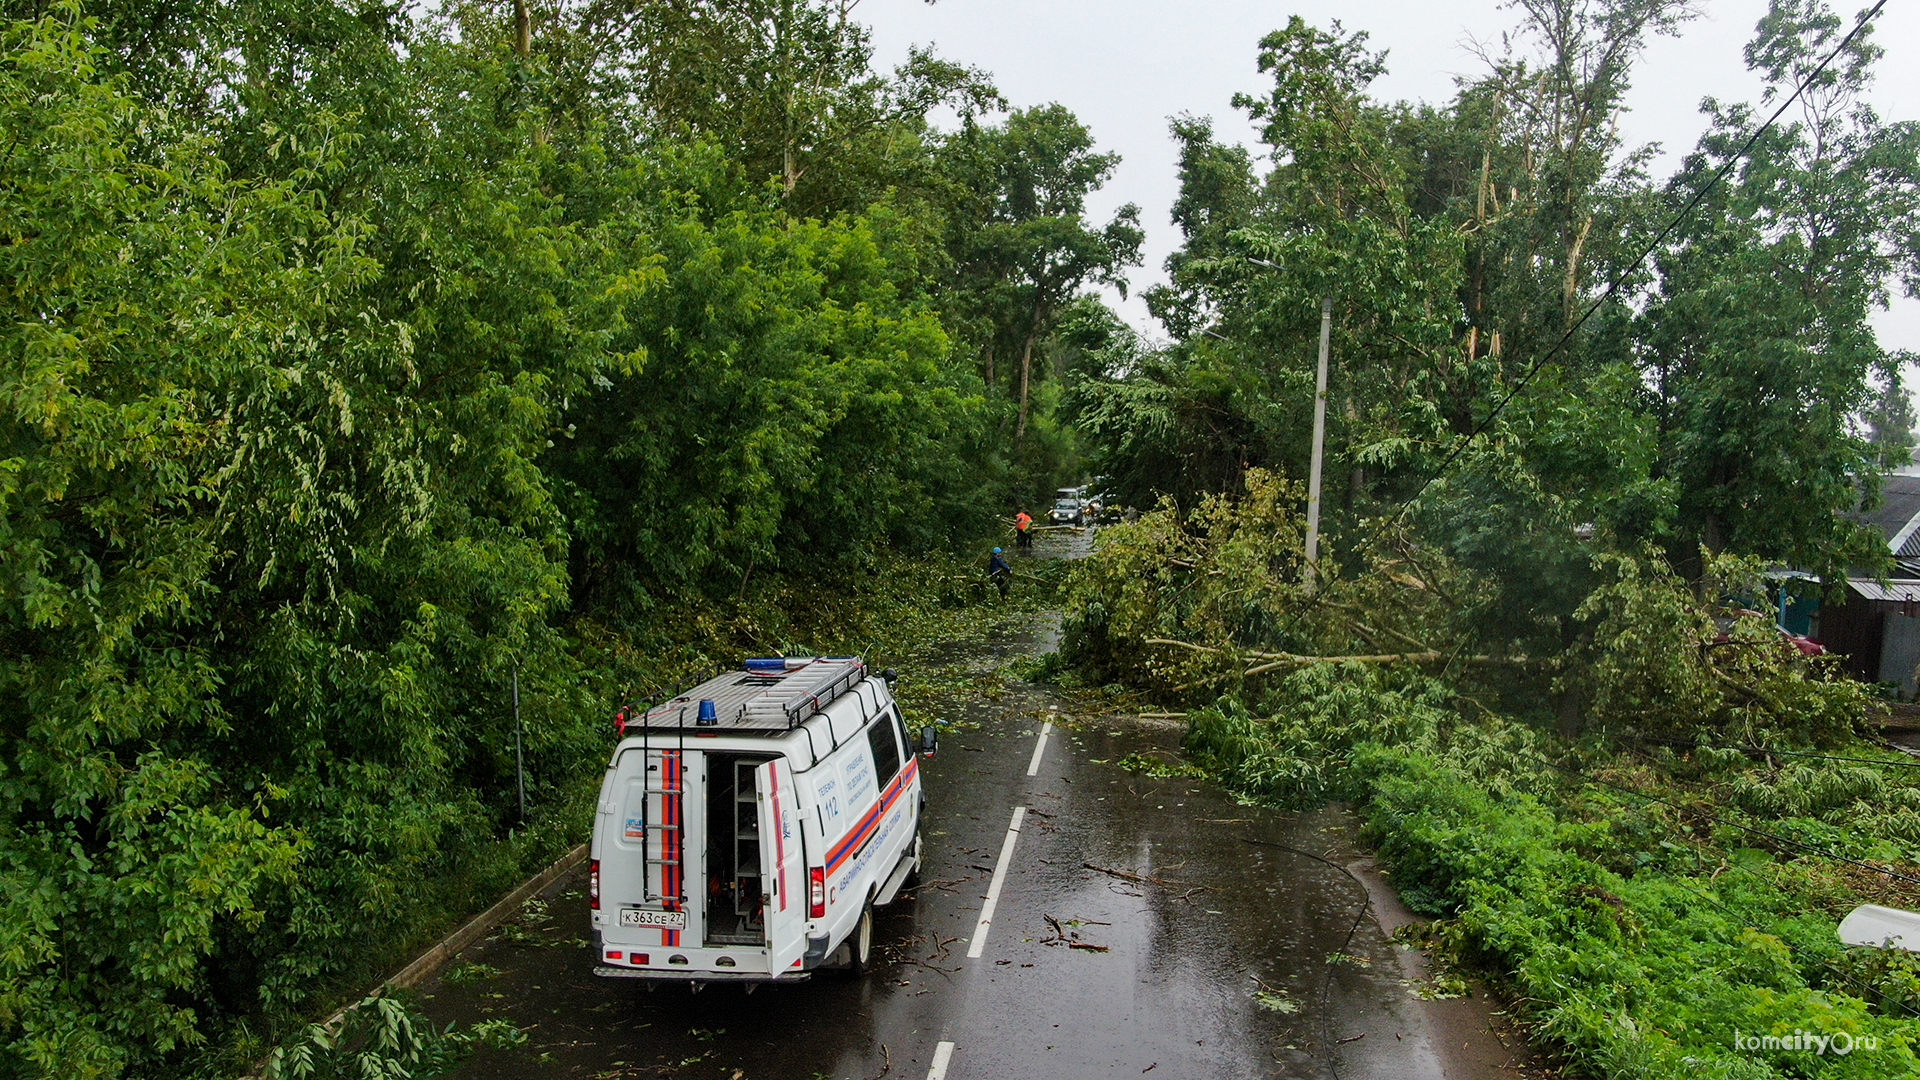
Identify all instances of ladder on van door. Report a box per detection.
[640,724,689,947]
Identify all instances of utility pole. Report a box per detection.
[513,661,526,821]
[1243,259,1332,589]
[1305,296,1331,588]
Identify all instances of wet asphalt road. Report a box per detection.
[417,540,1536,1079]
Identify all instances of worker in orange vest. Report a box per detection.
[1014,509,1033,550]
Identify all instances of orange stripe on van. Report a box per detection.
[824,756,918,876]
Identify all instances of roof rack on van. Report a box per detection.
[630,656,869,734]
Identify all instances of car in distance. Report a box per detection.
[1048,496,1085,526]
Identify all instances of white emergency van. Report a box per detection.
[588,656,932,986]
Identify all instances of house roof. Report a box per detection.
[1847,578,1920,603]
[1863,474,1920,558]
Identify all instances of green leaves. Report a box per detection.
[935,104,1143,452]
[1637,1,1918,579]
[0,1,1029,1075]
[554,157,974,605]
[262,996,472,1080]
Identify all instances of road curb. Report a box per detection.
[245,842,587,1078]
[386,842,588,989]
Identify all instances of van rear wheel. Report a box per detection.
[848,901,876,975]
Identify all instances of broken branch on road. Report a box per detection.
[1043,912,1114,952]
[1143,636,1534,674]
[899,876,969,896]
[856,1042,892,1080]
[1083,862,1208,892]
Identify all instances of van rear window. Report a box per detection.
[866,718,901,785]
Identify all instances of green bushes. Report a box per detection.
[1173,654,1920,1078]
[1058,476,1920,1076]
[1184,665,1451,806]
[1353,746,1917,1078]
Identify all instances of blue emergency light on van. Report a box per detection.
[743,657,789,673]
[697,698,718,726]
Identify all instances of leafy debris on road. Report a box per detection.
[1251,975,1301,1014]
[1254,990,1299,1014]
[443,961,503,986]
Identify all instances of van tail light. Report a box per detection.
[808,867,826,919]
[590,859,601,910]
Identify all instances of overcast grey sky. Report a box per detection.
[863,0,1919,354]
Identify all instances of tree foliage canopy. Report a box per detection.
[1084,0,1917,597]
[0,2,1135,1074]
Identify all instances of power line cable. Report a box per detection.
[1238,836,1372,1077]
[1154,5,1890,678]
[1399,0,1889,513]
[1235,0,1893,714]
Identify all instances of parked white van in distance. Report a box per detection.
[588,656,932,987]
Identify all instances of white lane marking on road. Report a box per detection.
[1025,720,1053,777]
[966,806,1026,959]
[926,1040,956,1080]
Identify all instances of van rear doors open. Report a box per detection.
[754,757,807,971]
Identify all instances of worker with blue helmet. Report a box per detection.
[987,547,1012,597]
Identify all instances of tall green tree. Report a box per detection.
[531,0,999,215]
[6,6,629,1071]
[1110,20,1462,508]
[1,16,317,1072]
[551,147,978,611]
[1639,0,1919,580]
[938,104,1143,447]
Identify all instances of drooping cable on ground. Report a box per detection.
[1243,782,1920,1045]
[1238,836,1373,1080]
